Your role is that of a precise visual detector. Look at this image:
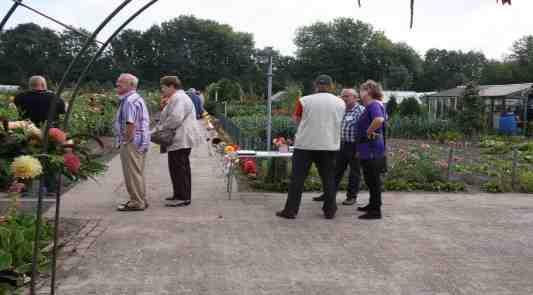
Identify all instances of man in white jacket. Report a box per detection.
[276,74,345,220]
[156,76,203,207]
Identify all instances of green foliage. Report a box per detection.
[231,115,297,139]
[398,97,422,117]
[66,94,117,137]
[225,104,266,118]
[275,84,302,116]
[387,148,445,184]
[384,179,465,192]
[432,131,463,144]
[264,158,288,184]
[481,180,508,193]
[519,170,533,193]
[0,214,52,274]
[0,95,19,121]
[388,116,459,139]
[216,79,244,102]
[419,49,487,91]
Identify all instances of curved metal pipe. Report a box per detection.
[0,0,22,32]
[31,1,133,294]
[16,0,105,45]
[54,0,133,99]
[63,0,161,130]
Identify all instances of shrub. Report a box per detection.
[454,82,486,136]
[398,97,422,117]
[519,171,533,193]
[482,180,507,193]
[207,79,244,102]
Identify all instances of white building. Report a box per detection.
[0,85,20,93]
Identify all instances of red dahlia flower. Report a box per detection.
[49,128,67,143]
[64,153,81,174]
[243,160,257,175]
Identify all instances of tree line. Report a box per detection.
[1,16,532,94]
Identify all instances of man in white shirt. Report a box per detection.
[276,75,345,220]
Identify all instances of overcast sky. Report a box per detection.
[1,0,531,60]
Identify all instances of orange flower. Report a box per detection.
[49,128,67,143]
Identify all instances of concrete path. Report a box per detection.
[46,142,533,295]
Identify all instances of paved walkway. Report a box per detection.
[46,142,533,295]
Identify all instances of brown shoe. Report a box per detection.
[117,202,144,211]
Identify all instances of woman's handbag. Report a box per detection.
[150,128,176,146]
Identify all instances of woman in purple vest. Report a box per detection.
[356,80,387,220]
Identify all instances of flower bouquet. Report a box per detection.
[0,118,107,192]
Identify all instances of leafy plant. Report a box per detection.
[0,214,52,275]
[519,170,533,193]
[481,180,507,193]
[398,96,422,117]
[388,116,460,139]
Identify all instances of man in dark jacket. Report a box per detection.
[14,76,66,195]
[14,76,66,127]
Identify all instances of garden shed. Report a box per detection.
[426,83,533,129]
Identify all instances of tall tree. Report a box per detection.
[0,23,63,85]
[417,49,487,91]
[509,35,533,82]
[294,18,374,87]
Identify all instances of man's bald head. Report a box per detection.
[116,73,139,95]
[29,76,47,91]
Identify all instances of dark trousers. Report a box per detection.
[333,142,361,198]
[360,159,383,210]
[282,149,338,216]
[168,148,192,201]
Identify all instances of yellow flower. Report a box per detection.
[11,155,43,179]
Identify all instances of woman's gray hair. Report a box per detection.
[28,75,47,90]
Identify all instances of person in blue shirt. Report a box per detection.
[186,88,205,120]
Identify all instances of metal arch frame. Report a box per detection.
[63,0,161,130]
[0,0,165,289]
[35,0,137,293]
[0,0,21,32]
[0,0,104,44]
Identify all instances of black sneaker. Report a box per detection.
[358,210,382,220]
[324,211,336,219]
[276,211,296,219]
[342,197,357,206]
[312,195,325,202]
